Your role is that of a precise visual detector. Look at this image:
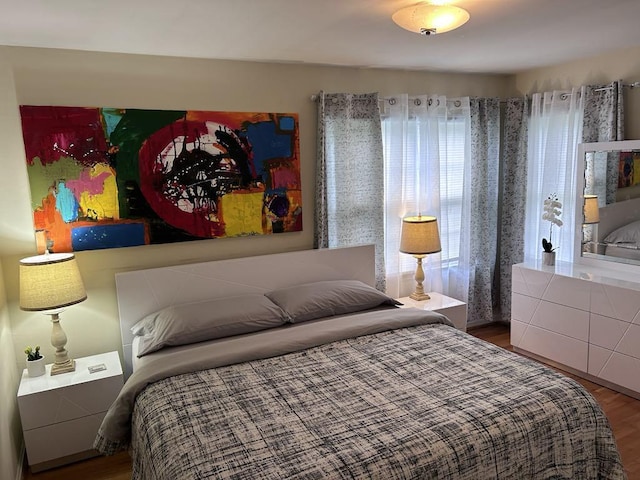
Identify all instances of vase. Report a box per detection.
[542,251,556,266]
[26,357,46,377]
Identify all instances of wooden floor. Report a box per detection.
[23,323,640,479]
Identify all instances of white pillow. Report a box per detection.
[603,220,640,246]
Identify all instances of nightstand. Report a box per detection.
[17,351,124,473]
[397,292,467,331]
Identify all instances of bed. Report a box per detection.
[595,196,640,261]
[95,245,626,479]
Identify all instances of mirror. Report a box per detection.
[576,140,640,268]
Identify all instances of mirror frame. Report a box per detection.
[574,139,640,273]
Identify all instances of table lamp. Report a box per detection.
[400,215,442,301]
[583,195,600,224]
[19,252,87,375]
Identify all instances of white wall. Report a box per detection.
[0,46,512,373]
[0,51,24,480]
[514,45,640,140]
[0,259,21,480]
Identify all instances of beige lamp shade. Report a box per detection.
[583,195,600,224]
[392,3,470,35]
[400,216,442,255]
[19,253,87,311]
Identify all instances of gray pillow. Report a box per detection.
[134,294,288,357]
[265,280,399,323]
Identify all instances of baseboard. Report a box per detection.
[29,449,98,473]
[466,319,506,332]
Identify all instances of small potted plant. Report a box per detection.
[542,193,563,266]
[25,345,45,377]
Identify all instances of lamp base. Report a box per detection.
[409,291,431,301]
[51,358,75,376]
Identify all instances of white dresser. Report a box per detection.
[511,261,640,399]
[17,351,124,472]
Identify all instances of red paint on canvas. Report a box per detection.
[20,106,109,167]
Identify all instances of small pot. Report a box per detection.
[542,251,556,266]
[26,357,46,377]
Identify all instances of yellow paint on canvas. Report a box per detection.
[634,153,640,186]
[78,164,120,220]
[220,192,264,236]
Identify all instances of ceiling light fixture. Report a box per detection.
[392,3,470,36]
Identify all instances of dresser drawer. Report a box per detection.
[511,292,539,324]
[589,345,640,394]
[590,282,640,323]
[589,314,640,352]
[529,300,589,341]
[512,322,588,372]
[541,275,591,311]
[512,265,553,297]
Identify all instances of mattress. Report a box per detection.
[604,243,640,261]
[97,308,625,479]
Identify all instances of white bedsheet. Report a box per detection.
[132,336,142,372]
[605,243,640,261]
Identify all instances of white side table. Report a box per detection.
[397,292,467,331]
[17,351,124,472]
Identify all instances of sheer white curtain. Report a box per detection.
[382,94,471,300]
[525,89,584,263]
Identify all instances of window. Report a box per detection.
[382,115,467,264]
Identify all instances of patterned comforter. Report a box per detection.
[96,309,625,479]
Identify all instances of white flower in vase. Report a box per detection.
[542,193,563,253]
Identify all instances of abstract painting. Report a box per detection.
[618,151,634,188]
[19,106,302,252]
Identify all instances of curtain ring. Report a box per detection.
[454,100,461,107]
[389,98,396,105]
[428,98,433,107]
[414,98,422,106]
[436,99,440,106]
[560,93,569,101]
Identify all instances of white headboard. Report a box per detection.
[115,245,375,377]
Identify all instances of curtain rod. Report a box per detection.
[310,81,640,101]
[592,81,639,92]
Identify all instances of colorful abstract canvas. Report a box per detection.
[618,151,634,188]
[19,106,302,252]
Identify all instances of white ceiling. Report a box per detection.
[1,0,640,74]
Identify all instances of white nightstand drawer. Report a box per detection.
[19,375,123,430]
[18,351,123,472]
[23,412,106,465]
[397,293,467,331]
